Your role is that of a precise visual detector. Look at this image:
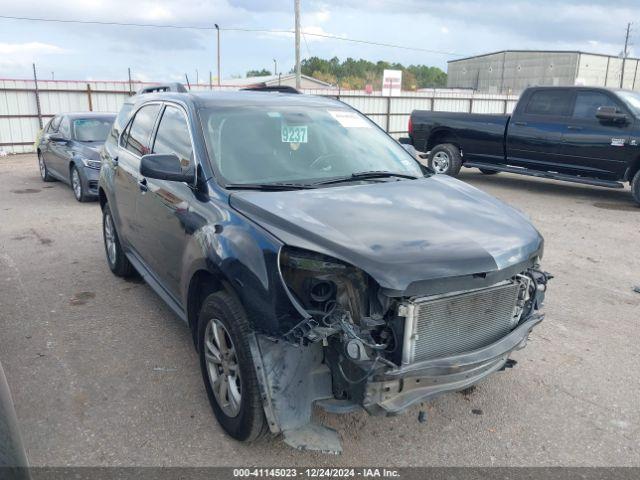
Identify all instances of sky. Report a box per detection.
[0,0,637,83]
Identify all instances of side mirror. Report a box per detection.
[140,153,195,183]
[595,106,628,124]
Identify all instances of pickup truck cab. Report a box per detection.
[408,86,640,205]
[99,86,549,452]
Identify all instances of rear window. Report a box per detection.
[109,104,133,143]
[122,104,161,156]
[525,90,572,116]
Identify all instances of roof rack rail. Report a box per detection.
[137,83,188,95]
[241,85,301,94]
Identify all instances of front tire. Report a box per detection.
[198,291,268,442]
[71,165,88,202]
[632,170,640,206]
[38,152,54,182]
[428,143,462,176]
[102,204,134,277]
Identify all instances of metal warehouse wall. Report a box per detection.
[448,50,640,93]
[447,51,579,93]
[577,54,640,90]
[0,80,518,154]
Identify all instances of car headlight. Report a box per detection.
[81,158,102,169]
[279,246,370,323]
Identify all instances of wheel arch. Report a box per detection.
[626,156,640,183]
[98,187,107,211]
[426,128,461,152]
[186,267,241,350]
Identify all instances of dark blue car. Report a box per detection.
[99,87,550,452]
[37,112,116,201]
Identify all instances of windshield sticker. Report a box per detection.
[281,125,308,143]
[328,110,371,128]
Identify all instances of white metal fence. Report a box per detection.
[0,78,519,154]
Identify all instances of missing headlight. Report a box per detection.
[279,247,371,326]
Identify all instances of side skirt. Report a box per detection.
[125,251,188,323]
[464,161,625,188]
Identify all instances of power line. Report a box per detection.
[300,30,465,56]
[0,14,466,56]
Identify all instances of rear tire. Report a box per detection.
[428,143,462,176]
[102,204,134,277]
[198,291,268,442]
[38,152,54,182]
[632,170,640,206]
[479,168,499,175]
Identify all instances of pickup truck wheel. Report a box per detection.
[479,168,499,175]
[102,204,134,277]
[198,291,268,442]
[632,170,640,206]
[428,144,462,176]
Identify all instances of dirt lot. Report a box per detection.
[0,153,638,467]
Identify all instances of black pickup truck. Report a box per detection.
[407,86,640,205]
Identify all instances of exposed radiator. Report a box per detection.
[401,281,522,364]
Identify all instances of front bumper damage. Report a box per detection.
[251,268,550,453]
[363,314,543,415]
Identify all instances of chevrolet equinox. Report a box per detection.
[98,88,550,452]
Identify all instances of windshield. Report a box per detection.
[199,105,422,186]
[617,91,640,116]
[73,117,114,142]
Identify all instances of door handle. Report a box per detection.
[567,125,583,131]
[138,178,148,192]
[513,121,527,126]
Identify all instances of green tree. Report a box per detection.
[300,57,447,90]
[246,69,272,77]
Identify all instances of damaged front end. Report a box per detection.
[251,246,550,453]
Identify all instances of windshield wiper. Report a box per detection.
[225,182,315,191]
[311,170,420,186]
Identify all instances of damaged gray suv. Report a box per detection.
[98,87,550,452]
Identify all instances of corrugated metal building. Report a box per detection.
[447,50,640,93]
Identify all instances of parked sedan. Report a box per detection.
[37,112,116,201]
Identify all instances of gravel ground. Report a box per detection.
[0,154,638,467]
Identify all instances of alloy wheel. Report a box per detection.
[432,151,450,173]
[38,155,46,179]
[72,168,82,200]
[204,318,242,418]
[103,212,117,266]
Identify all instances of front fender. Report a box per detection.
[181,195,304,337]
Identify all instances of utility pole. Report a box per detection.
[32,63,43,129]
[621,22,632,88]
[215,24,221,86]
[273,58,277,76]
[294,0,301,89]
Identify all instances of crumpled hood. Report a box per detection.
[230,175,543,296]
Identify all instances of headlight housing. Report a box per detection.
[279,246,370,324]
[81,158,102,169]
